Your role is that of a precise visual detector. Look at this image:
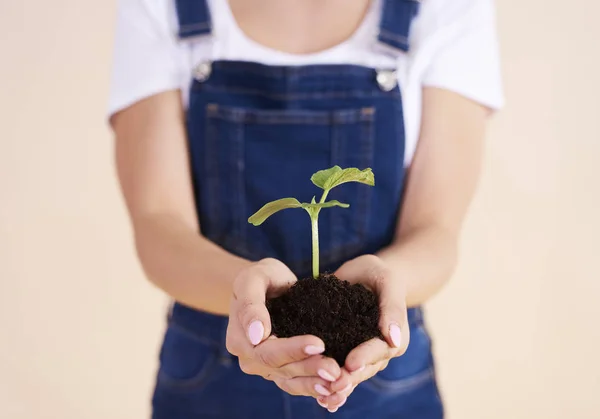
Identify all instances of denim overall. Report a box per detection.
[152,1,444,418]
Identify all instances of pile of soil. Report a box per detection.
[267,273,382,366]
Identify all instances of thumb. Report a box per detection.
[233,259,295,346]
[378,278,409,353]
[233,268,272,346]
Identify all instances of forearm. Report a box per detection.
[133,213,252,315]
[378,225,458,308]
[112,92,252,315]
[377,88,489,307]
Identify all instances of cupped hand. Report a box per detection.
[226,258,342,398]
[316,255,410,412]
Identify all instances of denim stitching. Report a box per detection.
[317,107,375,265]
[205,105,222,238]
[157,357,218,390]
[328,116,345,265]
[157,324,223,391]
[205,106,377,125]
[210,62,381,77]
[194,84,400,100]
[379,29,409,44]
[356,109,375,247]
[366,367,434,394]
[166,321,223,348]
[337,108,375,261]
[179,22,211,31]
[233,120,247,255]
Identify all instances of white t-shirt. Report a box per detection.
[108,0,504,166]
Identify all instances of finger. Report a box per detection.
[233,260,295,346]
[235,259,297,345]
[252,335,328,370]
[318,392,349,412]
[256,258,297,297]
[349,360,388,387]
[334,255,382,286]
[328,368,353,394]
[344,338,390,372]
[319,362,386,407]
[337,257,410,353]
[280,353,341,381]
[226,309,253,357]
[232,267,271,345]
[274,376,333,398]
[318,369,355,410]
[320,396,347,413]
[328,396,348,413]
[376,272,410,353]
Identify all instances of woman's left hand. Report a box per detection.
[315,255,410,412]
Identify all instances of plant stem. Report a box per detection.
[312,188,331,278]
[319,190,329,204]
[311,213,319,279]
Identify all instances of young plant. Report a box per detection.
[248,166,375,279]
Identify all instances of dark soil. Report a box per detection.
[266,273,382,366]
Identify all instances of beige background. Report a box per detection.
[1,1,599,418]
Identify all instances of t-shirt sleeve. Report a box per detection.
[107,0,184,118]
[419,0,505,111]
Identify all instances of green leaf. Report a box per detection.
[311,166,343,189]
[311,166,375,191]
[248,198,302,226]
[301,200,350,210]
[302,200,349,219]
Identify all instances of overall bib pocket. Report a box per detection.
[198,104,376,275]
[363,325,436,395]
[156,323,222,391]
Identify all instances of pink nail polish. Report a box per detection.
[328,407,338,413]
[336,398,347,409]
[317,399,328,408]
[318,369,336,382]
[390,323,402,348]
[305,345,325,355]
[315,384,331,396]
[248,320,264,346]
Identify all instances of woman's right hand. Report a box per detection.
[226,258,342,398]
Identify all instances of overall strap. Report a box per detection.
[378,0,421,52]
[175,0,212,39]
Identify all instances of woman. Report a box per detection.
[109,0,503,417]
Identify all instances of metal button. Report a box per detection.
[193,61,212,82]
[376,69,398,92]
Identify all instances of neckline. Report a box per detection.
[218,0,377,60]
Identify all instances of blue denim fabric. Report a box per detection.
[152,1,443,418]
[175,0,212,38]
[153,304,443,419]
[378,0,421,52]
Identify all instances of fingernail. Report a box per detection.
[305,345,325,355]
[315,384,331,396]
[318,369,336,382]
[390,323,402,348]
[248,320,264,346]
[328,407,338,413]
[317,399,328,408]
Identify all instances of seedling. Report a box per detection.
[248,166,375,279]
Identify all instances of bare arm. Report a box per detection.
[112,91,251,315]
[378,87,490,307]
